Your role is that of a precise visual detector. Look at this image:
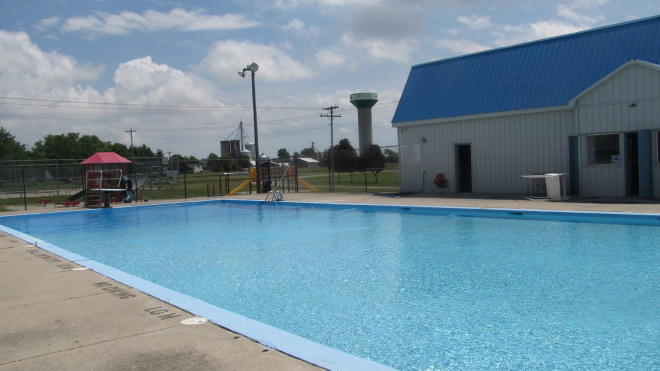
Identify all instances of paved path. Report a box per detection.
[0,231,321,371]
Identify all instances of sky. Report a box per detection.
[1,0,659,159]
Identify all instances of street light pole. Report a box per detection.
[240,63,261,193]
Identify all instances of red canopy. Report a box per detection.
[80,152,132,164]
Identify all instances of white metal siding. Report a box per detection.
[398,109,575,194]
[576,64,660,197]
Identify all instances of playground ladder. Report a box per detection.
[265,162,293,203]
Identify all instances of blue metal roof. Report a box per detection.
[392,15,660,124]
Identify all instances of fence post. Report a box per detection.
[219,175,222,195]
[294,156,299,192]
[22,165,27,210]
[207,183,209,197]
[213,183,216,197]
[364,170,368,193]
[56,160,60,196]
[183,168,187,199]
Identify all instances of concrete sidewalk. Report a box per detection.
[0,231,321,371]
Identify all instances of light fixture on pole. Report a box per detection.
[238,63,261,193]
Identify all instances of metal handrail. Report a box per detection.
[265,162,293,202]
[86,169,124,192]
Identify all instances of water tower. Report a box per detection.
[350,91,378,155]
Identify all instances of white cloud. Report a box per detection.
[61,8,259,35]
[273,0,382,9]
[315,48,346,68]
[0,31,233,155]
[494,20,586,46]
[282,18,305,32]
[33,17,60,32]
[457,15,492,29]
[0,31,103,89]
[107,56,219,106]
[281,18,321,38]
[557,0,608,25]
[436,39,491,54]
[199,40,314,82]
[342,33,418,64]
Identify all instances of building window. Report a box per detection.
[587,134,619,165]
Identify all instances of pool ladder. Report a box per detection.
[265,162,292,203]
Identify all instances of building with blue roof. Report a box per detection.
[392,15,660,198]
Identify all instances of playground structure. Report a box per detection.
[67,152,138,208]
[226,164,318,196]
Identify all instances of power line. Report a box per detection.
[0,96,323,110]
[0,113,326,127]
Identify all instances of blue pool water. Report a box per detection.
[2,201,660,370]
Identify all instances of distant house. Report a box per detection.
[392,16,660,198]
[295,157,320,168]
[187,164,202,174]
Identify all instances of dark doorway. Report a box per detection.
[568,136,580,194]
[625,132,639,196]
[455,144,472,192]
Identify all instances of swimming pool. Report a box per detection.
[1,200,659,370]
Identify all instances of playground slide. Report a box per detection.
[297,178,318,192]
[229,180,251,196]
[120,176,135,202]
[67,189,86,202]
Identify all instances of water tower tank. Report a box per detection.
[350,92,378,155]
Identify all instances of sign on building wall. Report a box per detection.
[401,144,421,164]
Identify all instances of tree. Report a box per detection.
[237,154,252,169]
[110,142,132,158]
[132,144,155,158]
[31,132,80,160]
[293,151,300,157]
[383,148,399,163]
[220,154,239,172]
[77,135,109,158]
[327,139,359,180]
[0,127,28,161]
[277,148,290,159]
[361,144,387,182]
[300,147,315,157]
[207,153,224,172]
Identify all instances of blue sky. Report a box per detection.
[1,0,658,158]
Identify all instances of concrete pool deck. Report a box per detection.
[1,192,658,370]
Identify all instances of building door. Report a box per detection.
[637,130,653,198]
[455,144,472,192]
[625,132,639,196]
[568,136,580,194]
[625,131,652,197]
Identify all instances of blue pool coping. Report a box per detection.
[1,199,659,371]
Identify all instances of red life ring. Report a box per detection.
[433,173,444,187]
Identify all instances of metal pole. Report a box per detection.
[183,168,187,199]
[56,160,60,196]
[330,118,334,192]
[365,170,368,193]
[251,71,261,194]
[22,165,27,210]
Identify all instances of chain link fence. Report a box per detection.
[0,149,400,209]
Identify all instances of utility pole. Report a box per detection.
[321,106,340,192]
[125,128,137,201]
